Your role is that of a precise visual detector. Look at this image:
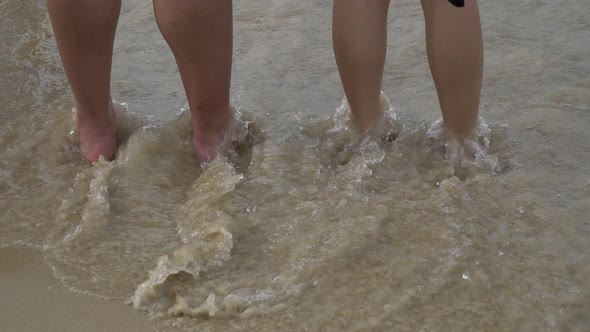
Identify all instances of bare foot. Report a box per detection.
[444,133,479,161]
[191,107,232,163]
[349,92,400,141]
[351,100,383,135]
[76,103,117,162]
[425,117,490,162]
[446,129,490,162]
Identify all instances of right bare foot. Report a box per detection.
[76,103,117,162]
[191,106,232,163]
[426,117,488,161]
[351,100,383,135]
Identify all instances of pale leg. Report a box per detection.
[153,0,233,162]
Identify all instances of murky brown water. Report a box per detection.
[1,0,589,331]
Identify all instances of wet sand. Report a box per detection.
[0,248,175,332]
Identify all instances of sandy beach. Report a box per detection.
[0,248,175,332]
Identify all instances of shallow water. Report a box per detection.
[1,0,589,331]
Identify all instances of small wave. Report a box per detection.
[131,159,241,317]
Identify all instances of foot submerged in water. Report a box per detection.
[75,103,117,162]
[335,92,401,142]
[426,117,491,162]
[191,106,233,163]
[364,92,401,142]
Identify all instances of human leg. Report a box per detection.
[47,0,121,161]
[421,0,483,144]
[153,0,233,162]
[332,0,390,134]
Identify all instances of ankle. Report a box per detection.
[443,124,477,145]
[76,103,115,128]
[351,105,383,133]
[191,107,231,130]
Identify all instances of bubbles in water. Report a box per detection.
[424,116,500,180]
[426,116,491,163]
